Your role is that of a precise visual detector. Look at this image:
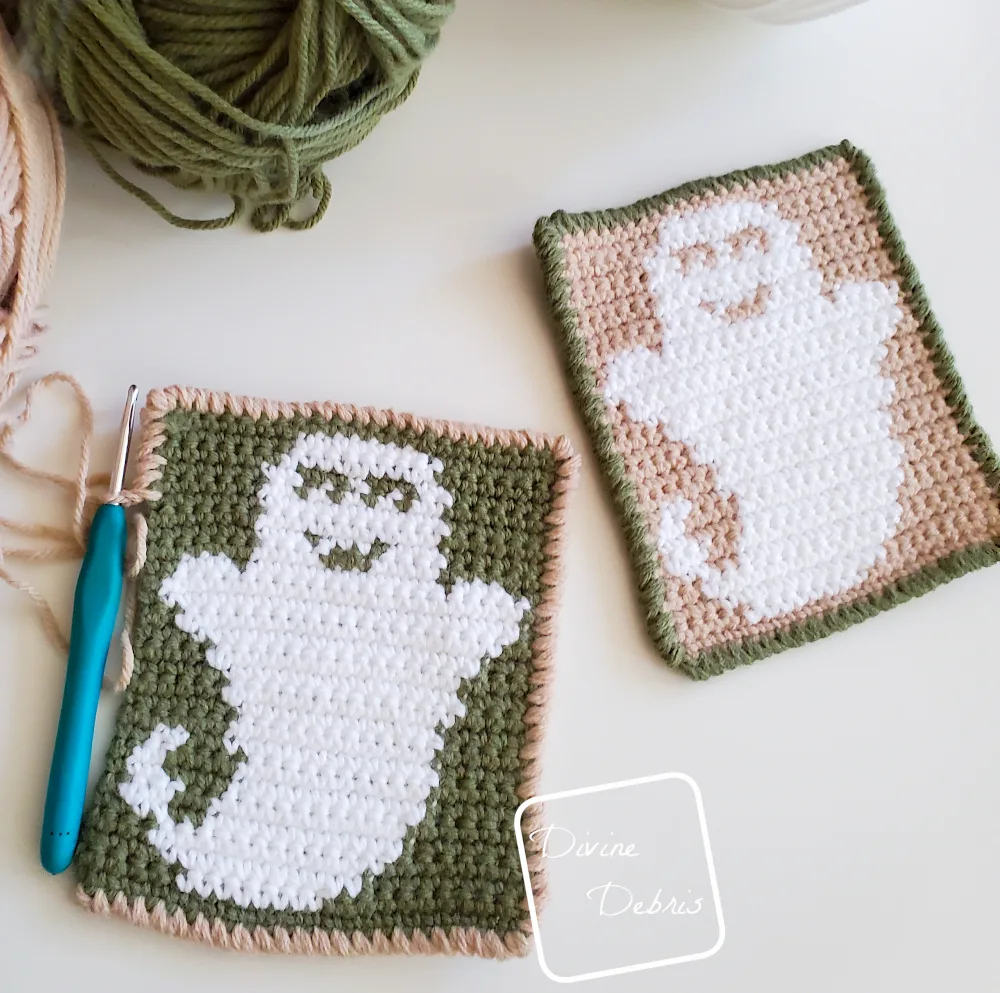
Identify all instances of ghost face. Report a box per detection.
[650,200,819,337]
[256,432,453,583]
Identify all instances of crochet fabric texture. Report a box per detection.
[75,387,577,956]
[535,141,1000,679]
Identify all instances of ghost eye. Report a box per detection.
[672,241,718,274]
[362,475,418,512]
[725,225,769,260]
[294,466,350,502]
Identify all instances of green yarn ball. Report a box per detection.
[21,1,454,231]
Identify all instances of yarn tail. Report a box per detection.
[118,723,191,858]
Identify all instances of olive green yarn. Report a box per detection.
[533,140,1000,679]
[21,0,454,231]
[75,406,559,937]
[293,464,350,501]
[315,535,390,571]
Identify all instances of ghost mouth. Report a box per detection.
[305,532,389,573]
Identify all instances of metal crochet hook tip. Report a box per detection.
[109,385,138,501]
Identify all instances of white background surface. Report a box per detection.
[1,0,997,989]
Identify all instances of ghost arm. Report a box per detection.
[831,279,902,345]
[604,346,677,427]
[444,578,529,662]
[158,551,243,646]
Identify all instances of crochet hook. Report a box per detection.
[41,385,137,875]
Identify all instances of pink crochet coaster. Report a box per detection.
[535,141,1000,678]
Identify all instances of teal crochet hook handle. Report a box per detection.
[40,503,127,874]
[40,386,137,875]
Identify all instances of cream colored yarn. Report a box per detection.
[0,24,63,408]
[0,23,87,652]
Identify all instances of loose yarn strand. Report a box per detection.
[0,374,101,651]
[0,369,146,692]
[115,510,147,692]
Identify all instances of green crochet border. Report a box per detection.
[534,140,1000,679]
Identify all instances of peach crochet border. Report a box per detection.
[79,385,579,958]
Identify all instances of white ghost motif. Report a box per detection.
[119,431,528,912]
[604,200,906,622]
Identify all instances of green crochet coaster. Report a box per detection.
[75,386,576,956]
[535,140,1000,679]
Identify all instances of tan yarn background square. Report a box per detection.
[536,142,1000,676]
